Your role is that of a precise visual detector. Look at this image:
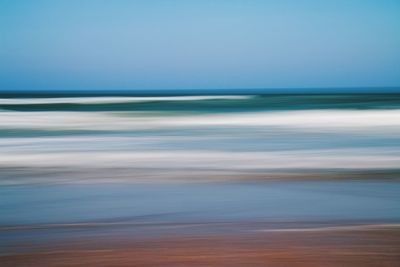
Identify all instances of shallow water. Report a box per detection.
[1,181,400,226]
[1,180,400,254]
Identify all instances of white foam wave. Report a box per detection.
[0,95,251,105]
[0,110,400,132]
[1,150,400,169]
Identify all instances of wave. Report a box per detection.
[1,94,400,112]
[2,149,400,170]
[0,95,252,105]
[1,110,400,132]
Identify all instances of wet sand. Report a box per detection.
[1,225,399,267]
[1,180,400,266]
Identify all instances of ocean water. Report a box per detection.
[0,93,400,245]
[0,94,399,184]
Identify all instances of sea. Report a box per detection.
[1,91,400,251]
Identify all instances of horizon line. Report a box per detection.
[0,86,399,97]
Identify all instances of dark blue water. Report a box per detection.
[1,94,400,112]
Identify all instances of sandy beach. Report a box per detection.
[2,223,399,267]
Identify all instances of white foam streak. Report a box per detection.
[1,150,400,169]
[1,110,400,132]
[255,224,400,233]
[0,95,251,105]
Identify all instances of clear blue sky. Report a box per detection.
[1,0,399,91]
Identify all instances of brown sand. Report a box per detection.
[1,227,400,267]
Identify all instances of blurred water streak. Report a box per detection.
[0,94,400,260]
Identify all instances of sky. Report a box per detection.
[1,0,400,91]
